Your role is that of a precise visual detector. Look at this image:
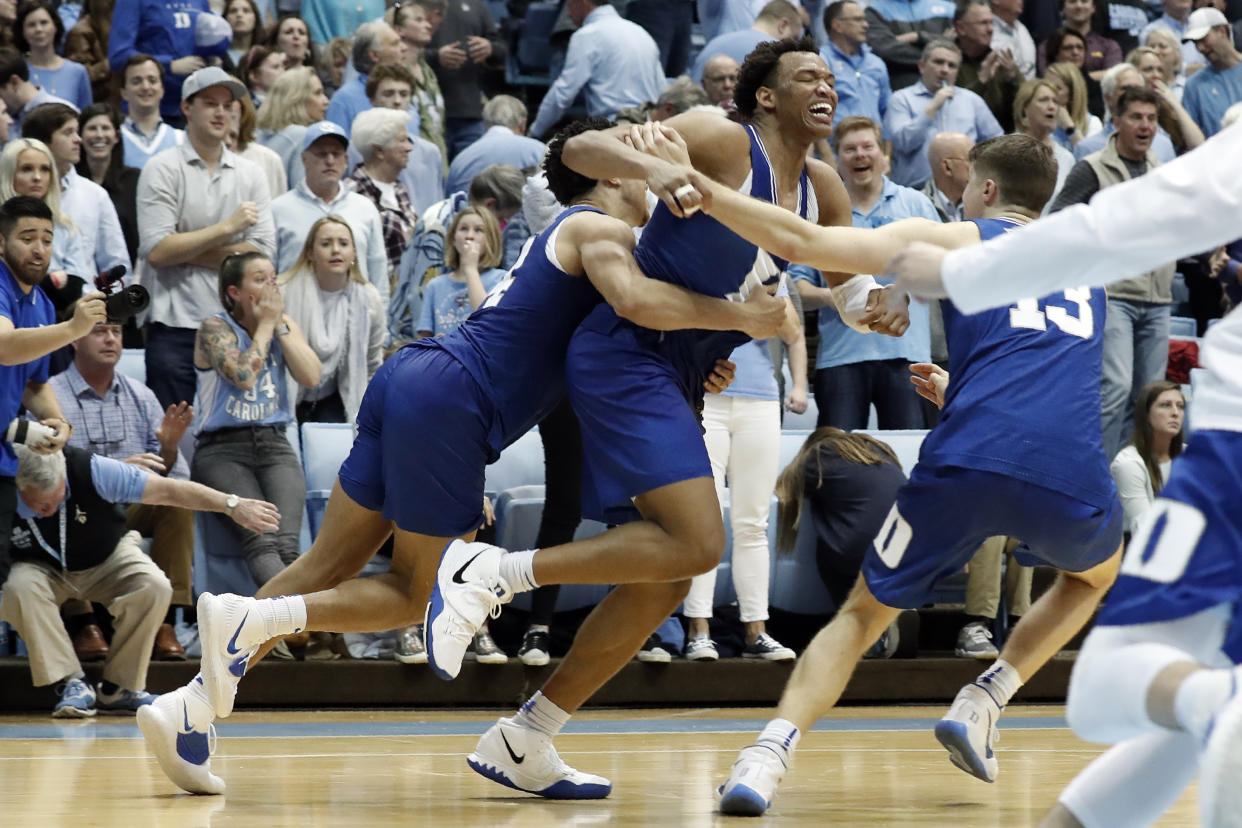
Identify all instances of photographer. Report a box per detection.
[0,195,107,568]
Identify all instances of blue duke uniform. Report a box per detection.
[568,125,817,522]
[861,218,1123,608]
[339,207,604,537]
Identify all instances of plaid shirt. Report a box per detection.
[347,166,415,291]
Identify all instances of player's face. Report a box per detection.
[620,178,651,227]
[835,127,884,189]
[73,323,123,367]
[1148,389,1185,437]
[309,221,356,278]
[0,216,55,287]
[772,52,837,139]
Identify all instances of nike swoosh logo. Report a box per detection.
[500,730,525,764]
[226,610,249,655]
[452,550,485,585]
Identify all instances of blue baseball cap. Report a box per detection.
[302,120,349,152]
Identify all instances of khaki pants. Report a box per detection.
[0,532,171,689]
[965,536,1033,620]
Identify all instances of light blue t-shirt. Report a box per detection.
[1183,61,1242,138]
[720,338,779,400]
[417,268,507,336]
[27,61,92,112]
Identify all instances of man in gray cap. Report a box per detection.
[136,67,277,410]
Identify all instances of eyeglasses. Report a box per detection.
[704,73,739,83]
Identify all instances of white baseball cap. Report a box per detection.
[1183,7,1229,41]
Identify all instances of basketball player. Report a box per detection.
[136,119,789,796]
[423,36,913,801]
[884,121,1242,828]
[633,130,1125,815]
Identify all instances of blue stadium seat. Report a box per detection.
[856,429,928,474]
[193,511,260,598]
[117,348,145,383]
[506,1,558,86]
[300,423,354,540]
[1169,315,1197,337]
[484,428,545,498]
[779,429,813,470]
[767,496,837,615]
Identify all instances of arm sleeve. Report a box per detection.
[135,159,180,261]
[1048,161,1100,213]
[90,453,151,504]
[107,1,173,72]
[530,34,595,138]
[242,174,276,259]
[94,191,132,274]
[1110,452,1153,535]
[942,123,1242,313]
[864,8,922,66]
[884,94,934,152]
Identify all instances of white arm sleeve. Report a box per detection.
[829,273,883,333]
[941,121,1242,314]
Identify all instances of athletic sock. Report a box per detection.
[1173,667,1237,743]
[499,549,539,594]
[756,718,801,766]
[256,595,307,642]
[976,659,1023,708]
[513,691,570,738]
[183,674,218,729]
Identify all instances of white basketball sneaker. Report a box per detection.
[467,717,611,799]
[1199,685,1242,828]
[197,592,269,718]
[935,682,1001,782]
[426,540,514,681]
[717,743,789,816]
[136,685,225,795]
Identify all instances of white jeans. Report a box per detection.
[684,394,780,623]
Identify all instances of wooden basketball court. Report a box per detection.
[0,705,1199,826]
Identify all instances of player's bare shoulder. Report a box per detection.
[804,157,851,228]
[663,110,751,183]
[554,209,636,277]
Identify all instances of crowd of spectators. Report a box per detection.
[0,0,1237,711]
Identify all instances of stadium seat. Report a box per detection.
[301,423,354,540]
[193,511,260,598]
[781,394,819,430]
[506,1,558,86]
[856,429,928,475]
[1169,315,1197,337]
[778,429,813,470]
[767,496,837,615]
[117,348,145,383]
[484,428,545,498]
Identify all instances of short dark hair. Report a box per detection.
[1114,85,1160,118]
[0,195,54,237]
[365,62,416,100]
[20,103,79,149]
[14,2,66,53]
[954,0,988,23]
[735,34,820,119]
[122,53,163,87]
[218,252,268,312]
[1043,27,1087,62]
[823,0,860,29]
[75,103,126,191]
[543,118,613,205]
[968,134,1057,214]
[0,48,30,86]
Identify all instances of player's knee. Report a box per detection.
[683,525,725,576]
[1067,553,1121,595]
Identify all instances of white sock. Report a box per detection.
[498,549,539,594]
[756,718,801,766]
[1173,667,1237,742]
[976,659,1023,708]
[255,595,307,642]
[182,674,217,730]
[513,691,570,738]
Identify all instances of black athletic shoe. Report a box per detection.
[518,629,551,667]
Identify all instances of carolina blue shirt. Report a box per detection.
[326,75,423,144]
[0,264,55,477]
[108,0,210,120]
[821,41,893,132]
[1183,61,1242,138]
[121,117,185,170]
[884,82,1003,187]
[14,454,150,521]
[12,88,75,140]
[867,0,955,26]
[51,223,92,282]
[303,0,385,45]
[792,177,937,369]
[719,338,780,400]
[27,61,93,112]
[708,0,768,40]
[691,29,772,82]
[1072,122,1177,162]
[530,5,667,137]
[445,126,546,198]
[417,268,507,336]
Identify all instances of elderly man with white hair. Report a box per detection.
[0,444,279,718]
[445,95,544,198]
[348,107,415,300]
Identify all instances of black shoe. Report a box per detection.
[518,629,551,666]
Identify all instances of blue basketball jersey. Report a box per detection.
[919,217,1116,510]
[577,125,817,401]
[434,205,604,451]
[194,312,292,434]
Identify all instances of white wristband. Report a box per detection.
[829,273,883,332]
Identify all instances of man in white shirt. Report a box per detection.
[989,0,1036,78]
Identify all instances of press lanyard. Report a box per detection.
[27,506,68,568]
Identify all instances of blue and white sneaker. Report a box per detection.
[136,685,225,795]
[934,682,1001,782]
[197,592,268,718]
[96,685,157,714]
[52,677,96,718]
[717,744,788,816]
[426,540,513,681]
[467,716,611,799]
[1199,677,1242,828]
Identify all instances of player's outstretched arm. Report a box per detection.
[562,127,708,219]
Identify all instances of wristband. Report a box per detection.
[828,273,883,333]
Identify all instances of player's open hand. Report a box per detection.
[704,359,736,394]
[909,362,949,409]
[886,240,951,301]
[859,286,910,336]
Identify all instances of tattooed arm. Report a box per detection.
[194,315,273,392]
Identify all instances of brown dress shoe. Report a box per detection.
[151,623,186,661]
[72,623,109,661]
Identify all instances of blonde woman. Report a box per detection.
[277,216,384,424]
[1044,61,1102,149]
[1127,45,1203,154]
[1012,79,1076,204]
[0,138,90,289]
[1142,27,1187,101]
[255,66,331,190]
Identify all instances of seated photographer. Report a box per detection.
[51,302,195,660]
[0,443,280,717]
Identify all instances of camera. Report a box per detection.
[95,265,149,323]
[6,418,57,448]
